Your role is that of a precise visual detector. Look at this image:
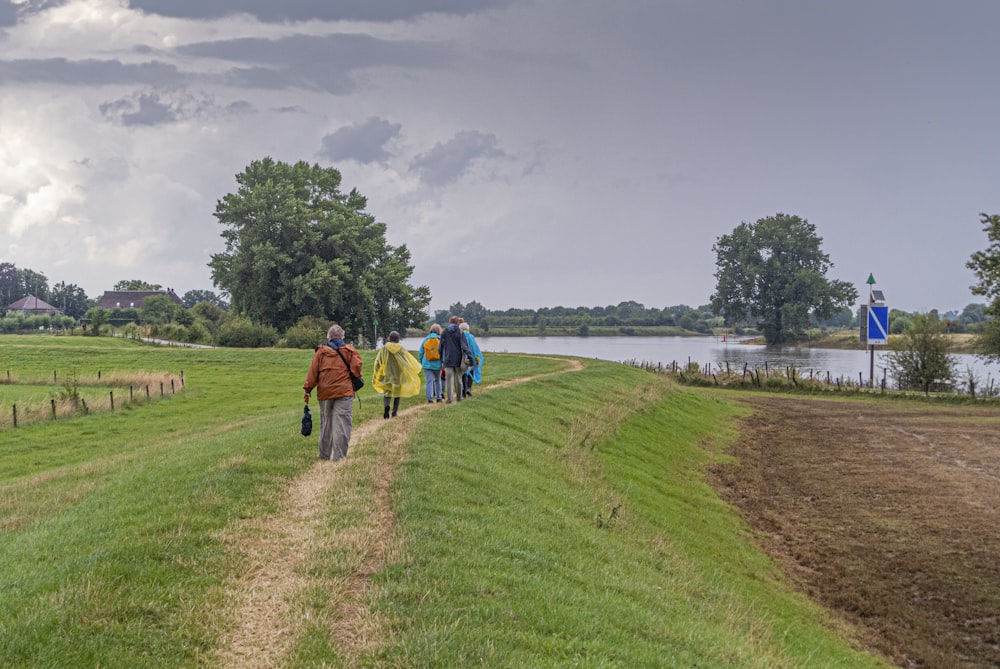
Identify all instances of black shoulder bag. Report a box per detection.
[330,344,365,393]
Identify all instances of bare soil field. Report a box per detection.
[710,395,1000,669]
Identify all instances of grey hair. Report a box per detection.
[430,323,442,334]
[327,323,344,340]
[459,322,470,332]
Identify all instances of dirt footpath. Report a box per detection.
[710,395,1000,669]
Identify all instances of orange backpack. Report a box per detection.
[423,336,441,361]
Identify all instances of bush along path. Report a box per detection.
[214,358,585,668]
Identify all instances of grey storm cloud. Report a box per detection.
[127,0,516,23]
[319,117,402,165]
[100,92,176,126]
[410,131,506,187]
[99,90,254,126]
[226,100,255,115]
[0,57,182,86]
[0,34,446,95]
[179,33,454,94]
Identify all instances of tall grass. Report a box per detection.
[0,335,888,667]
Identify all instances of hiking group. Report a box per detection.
[302,316,485,460]
[418,315,483,405]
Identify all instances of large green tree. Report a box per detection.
[181,289,227,309]
[16,268,49,301]
[966,213,1000,359]
[209,158,430,338]
[49,282,91,319]
[710,213,857,345]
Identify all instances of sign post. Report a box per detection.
[373,318,379,346]
[862,274,888,386]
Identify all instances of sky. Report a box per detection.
[1,0,998,316]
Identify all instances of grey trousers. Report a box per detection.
[444,367,463,403]
[318,397,353,460]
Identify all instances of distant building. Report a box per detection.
[7,295,61,316]
[95,289,184,310]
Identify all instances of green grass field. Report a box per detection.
[0,335,888,668]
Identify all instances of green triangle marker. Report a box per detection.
[866,273,876,285]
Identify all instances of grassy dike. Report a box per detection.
[0,336,888,668]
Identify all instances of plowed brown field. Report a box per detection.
[710,395,1000,669]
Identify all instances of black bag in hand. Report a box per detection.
[301,404,312,436]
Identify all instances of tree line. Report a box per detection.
[434,302,724,333]
[434,300,988,337]
[5,158,1000,373]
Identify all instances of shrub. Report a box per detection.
[280,316,331,349]
[184,322,211,344]
[155,323,188,343]
[281,323,326,349]
[24,314,51,330]
[108,307,140,326]
[215,316,279,348]
[174,308,195,327]
[0,314,24,333]
[888,313,956,394]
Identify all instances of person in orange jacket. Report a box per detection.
[303,323,362,461]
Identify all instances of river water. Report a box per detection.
[402,335,1000,391]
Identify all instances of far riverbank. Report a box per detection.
[743,329,981,354]
[408,327,983,355]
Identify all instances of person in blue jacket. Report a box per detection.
[417,323,444,403]
[460,322,483,397]
[439,315,471,404]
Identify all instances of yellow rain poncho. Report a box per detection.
[371,341,423,398]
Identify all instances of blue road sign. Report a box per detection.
[867,305,889,345]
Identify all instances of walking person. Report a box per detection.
[303,323,362,461]
[372,331,422,418]
[439,315,471,404]
[460,322,484,397]
[418,323,444,403]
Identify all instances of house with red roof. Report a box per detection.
[7,295,61,316]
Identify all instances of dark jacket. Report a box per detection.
[439,323,470,368]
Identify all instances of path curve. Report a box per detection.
[216,355,584,667]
